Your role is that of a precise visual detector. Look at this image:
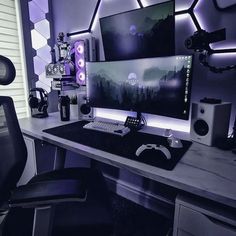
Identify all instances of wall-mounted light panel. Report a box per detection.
[28,0,52,92]
[67,0,236,54]
[175,0,236,54]
[213,0,236,10]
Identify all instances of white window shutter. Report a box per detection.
[0,0,29,119]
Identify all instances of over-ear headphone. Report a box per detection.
[0,55,16,85]
[28,88,48,118]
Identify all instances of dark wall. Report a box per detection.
[51,0,236,132]
[20,0,35,89]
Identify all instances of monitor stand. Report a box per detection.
[137,111,145,129]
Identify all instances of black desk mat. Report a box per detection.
[43,121,192,170]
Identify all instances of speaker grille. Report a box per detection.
[80,104,91,115]
[194,119,209,136]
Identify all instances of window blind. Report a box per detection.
[0,0,28,118]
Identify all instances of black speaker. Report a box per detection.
[190,102,231,146]
[77,92,93,121]
[28,88,48,118]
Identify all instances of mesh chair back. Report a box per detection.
[0,97,27,206]
[0,56,27,206]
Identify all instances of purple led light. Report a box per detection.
[74,40,86,85]
[28,1,45,23]
[194,10,208,30]
[39,72,51,84]
[37,45,51,63]
[76,71,85,83]
[31,29,47,50]
[211,52,236,58]
[28,0,52,93]
[35,19,50,39]
[64,63,72,75]
[33,56,47,75]
[79,72,85,81]
[210,42,236,50]
[77,44,84,54]
[33,0,49,14]
[36,79,50,93]
[175,14,197,31]
[175,1,193,12]
[78,59,85,68]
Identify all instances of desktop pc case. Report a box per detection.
[190,102,231,146]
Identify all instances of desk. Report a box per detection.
[19,113,236,210]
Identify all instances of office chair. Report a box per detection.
[0,55,113,236]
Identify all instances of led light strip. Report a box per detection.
[28,0,52,93]
[67,0,236,54]
[67,0,101,37]
[175,0,236,54]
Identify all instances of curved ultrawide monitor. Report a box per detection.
[86,55,193,120]
[100,0,175,60]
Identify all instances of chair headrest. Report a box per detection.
[0,55,16,85]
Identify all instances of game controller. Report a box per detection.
[135,144,171,160]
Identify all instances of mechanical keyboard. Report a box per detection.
[83,121,130,136]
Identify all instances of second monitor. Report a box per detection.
[86,55,193,120]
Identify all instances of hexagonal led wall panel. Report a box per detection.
[35,19,50,39]
[67,0,236,54]
[31,29,47,50]
[32,0,49,13]
[28,0,52,92]
[28,1,45,23]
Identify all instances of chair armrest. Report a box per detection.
[10,179,87,207]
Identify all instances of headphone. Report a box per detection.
[28,88,48,118]
[0,55,16,85]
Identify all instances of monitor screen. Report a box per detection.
[86,55,193,120]
[100,1,175,61]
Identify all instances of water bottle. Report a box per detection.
[59,95,70,121]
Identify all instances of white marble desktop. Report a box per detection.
[19,113,236,209]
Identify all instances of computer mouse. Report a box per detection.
[167,136,183,148]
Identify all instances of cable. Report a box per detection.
[185,29,236,73]
[141,113,147,126]
[232,114,236,140]
[199,52,236,73]
[231,115,236,155]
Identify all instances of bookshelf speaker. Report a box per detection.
[77,91,93,121]
[190,102,231,146]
